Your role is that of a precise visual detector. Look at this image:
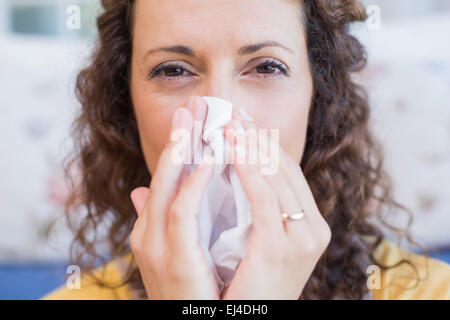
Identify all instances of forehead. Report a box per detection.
[133,0,304,55]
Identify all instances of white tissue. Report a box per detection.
[192,96,252,292]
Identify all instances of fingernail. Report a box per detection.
[172,108,181,126]
[239,108,254,122]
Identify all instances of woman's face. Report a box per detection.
[130,0,313,174]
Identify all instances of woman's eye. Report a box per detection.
[251,59,289,78]
[149,59,289,81]
[150,63,190,80]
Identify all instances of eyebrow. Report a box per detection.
[143,41,293,59]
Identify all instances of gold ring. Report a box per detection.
[281,210,305,221]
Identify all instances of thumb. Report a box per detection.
[130,187,149,216]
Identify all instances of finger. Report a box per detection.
[130,187,149,217]
[225,121,285,238]
[177,164,191,193]
[235,110,324,227]
[177,96,207,190]
[231,113,318,239]
[142,107,194,243]
[233,109,280,176]
[176,97,196,190]
[258,166,307,234]
[231,111,297,213]
[284,163,327,229]
[167,160,215,253]
[230,115,301,216]
[191,96,208,165]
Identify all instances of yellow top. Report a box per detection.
[42,239,450,300]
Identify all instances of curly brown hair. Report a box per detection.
[59,0,424,299]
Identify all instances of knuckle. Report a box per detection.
[169,203,187,224]
[278,244,298,264]
[256,192,278,211]
[270,175,291,194]
[264,248,284,264]
[301,238,320,256]
[168,268,184,283]
[180,178,197,193]
[141,248,163,270]
[129,229,142,254]
[148,182,158,196]
[252,230,270,247]
[320,223,332,249]
[250,227,269,245]
[130,230,162,267]
[165,257,186,281]
[131,217,141,232]
[311,217,332,250]
[260,237,293,264]
[145,183,159,202]
[251,212,277,235]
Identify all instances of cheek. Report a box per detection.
[131,71,191,174]
[138,112,170,174]
[253,86,312,163]
[133,98,173,174]
[277,103,310,163]
[281,74,313,162]
[283,107,309,162]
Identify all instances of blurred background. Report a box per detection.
[0,0,449,299]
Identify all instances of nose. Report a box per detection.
[197,64,237,107]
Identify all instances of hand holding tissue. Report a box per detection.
[193,96,253,292]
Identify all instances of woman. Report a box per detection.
[43,0,449,299]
